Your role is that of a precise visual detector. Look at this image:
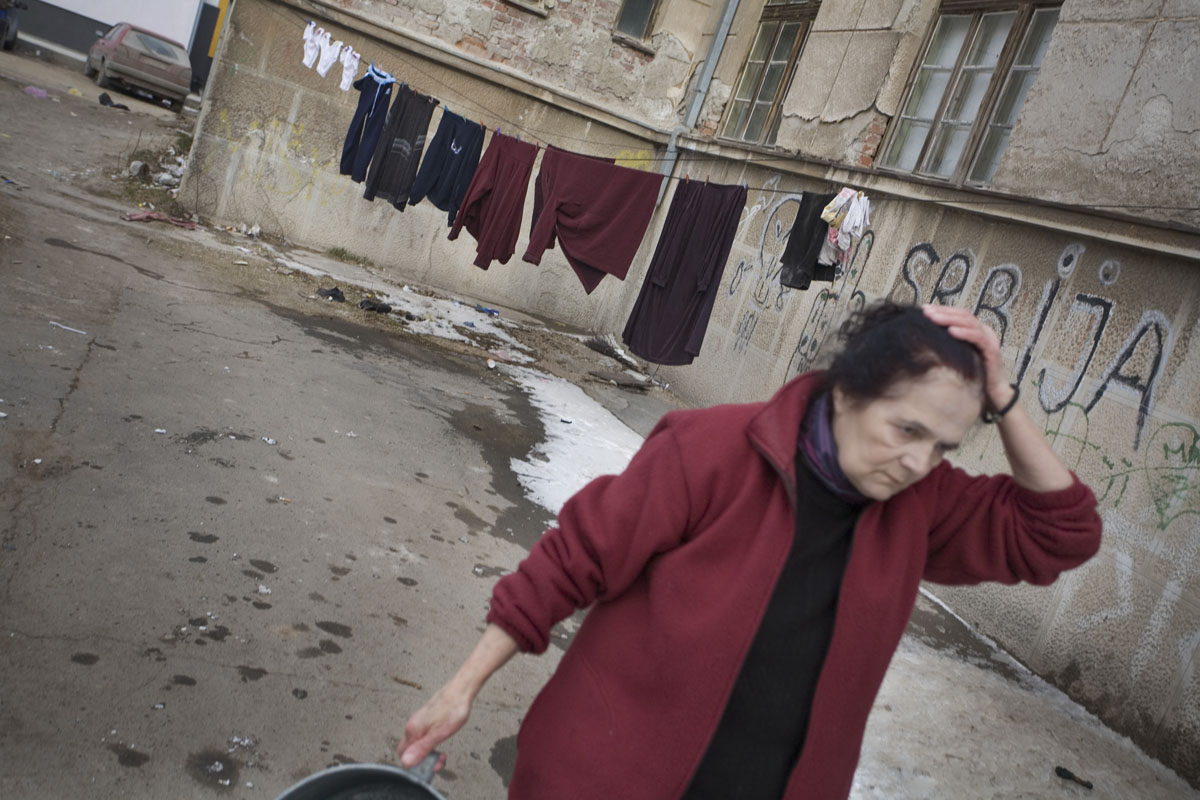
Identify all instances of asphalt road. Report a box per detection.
[0,52,566,799]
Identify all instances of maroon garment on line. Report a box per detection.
[449,132,537,270]
[523,148,663,294]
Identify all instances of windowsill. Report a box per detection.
[502,0,548,18]
[611,31,656,56]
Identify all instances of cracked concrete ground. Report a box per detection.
[2,50,1198,800]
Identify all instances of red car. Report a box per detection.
[85,23,191,112]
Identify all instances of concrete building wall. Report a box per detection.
[183,0,1200,786]
[991,0,1200,230]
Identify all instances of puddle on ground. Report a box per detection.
[490,735,518,788]
[185,748,241,791]
[249,559,277,573]
[171,674,197,686]
[70,652,99,665]
[236,666,267,682]
[315,621,352,638]
[109,743,150,767]
[188,531,218,543]
[205,496,227,505]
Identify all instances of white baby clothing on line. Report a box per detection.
[316,35,343,77]
[339,47,360,91]
[302,22,322,69]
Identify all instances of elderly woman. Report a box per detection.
[397,301,1102,799]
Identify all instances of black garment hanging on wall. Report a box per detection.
[779,191,836,290]
[408,109,486,226]
[363,83,438,209]
[621,180,747,366]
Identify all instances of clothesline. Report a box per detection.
[270,4,1200,212]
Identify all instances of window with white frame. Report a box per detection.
[879,2,1060,185]
[720,0,821,146]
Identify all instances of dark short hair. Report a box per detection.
[823,301,985,403]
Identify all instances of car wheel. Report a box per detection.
[167,97,183,113]
[95,60,110,89]
[1,30,15,52]
[84,57,97,78]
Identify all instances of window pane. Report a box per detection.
[749,22,779,62]
[722,99,751,138]
[903,68,952,118]
[965,12,1016,68]
[923,123,970,177]
[1017,8,1059,66]
[773,22,802,60]
[925,15,972,68]
[882,119,930,171]
[616,0,657,39]
[744,102,772,142]
[943,68,992,124]
[991,69,1036,126]
[758,63,787,104]
[969,125,1011,183]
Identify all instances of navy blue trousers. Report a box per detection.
[340,67,394,183]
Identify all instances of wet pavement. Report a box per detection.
[2,49,1198,799]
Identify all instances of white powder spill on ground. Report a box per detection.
[504,365,645,517]
[855,625,1197,799]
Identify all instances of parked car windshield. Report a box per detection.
[129,31,188,65]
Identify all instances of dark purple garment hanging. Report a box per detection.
[449,132,538,270]
[524,148,662,294]
[622,180,747,366]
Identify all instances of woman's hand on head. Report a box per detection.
[921,304,1014,410]
[396,682,473,771]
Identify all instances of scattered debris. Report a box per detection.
[235,223,261,238]
[261,437,277,446]
[154,428,167,434]
[154,172,179,188]
[232,259,249,266]
[588,369,651,391]
[1,175,29,189]
[49,321,87,335]
[463,321,476,328]
[475,304,500,316]
[358,297,392,313]
[23,86,48,99]
[487,359,497,369]
[68,87,83,97]
[127,160,148,178]
[121,210,197,230]
[1054,766,1093,790]
[560,417,573,424]
[584,333,640,369]
[33,458,42,465]
[257,584,271,595]
[98,92,129,111]
[0,412,7,420]
[153,702,165,710]
[316,287,345,302]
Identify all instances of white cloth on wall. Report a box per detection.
[339,46,361,91]
[302,21,322,69]
[837,192,870,251]
[316,35,343,77]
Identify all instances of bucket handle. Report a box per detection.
[407,752,441,785]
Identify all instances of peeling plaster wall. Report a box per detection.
[772,0,936,164]
[991,1,1200,230]
[337,0,704,128]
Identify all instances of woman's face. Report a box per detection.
[831,367,983,501]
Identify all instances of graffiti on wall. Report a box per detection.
[888,240,1173,451]
[724,178,875,361]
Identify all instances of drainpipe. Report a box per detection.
[657,0,741,205]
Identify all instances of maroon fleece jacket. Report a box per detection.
[487,372,1102,799]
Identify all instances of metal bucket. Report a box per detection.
[273,754,448,800]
